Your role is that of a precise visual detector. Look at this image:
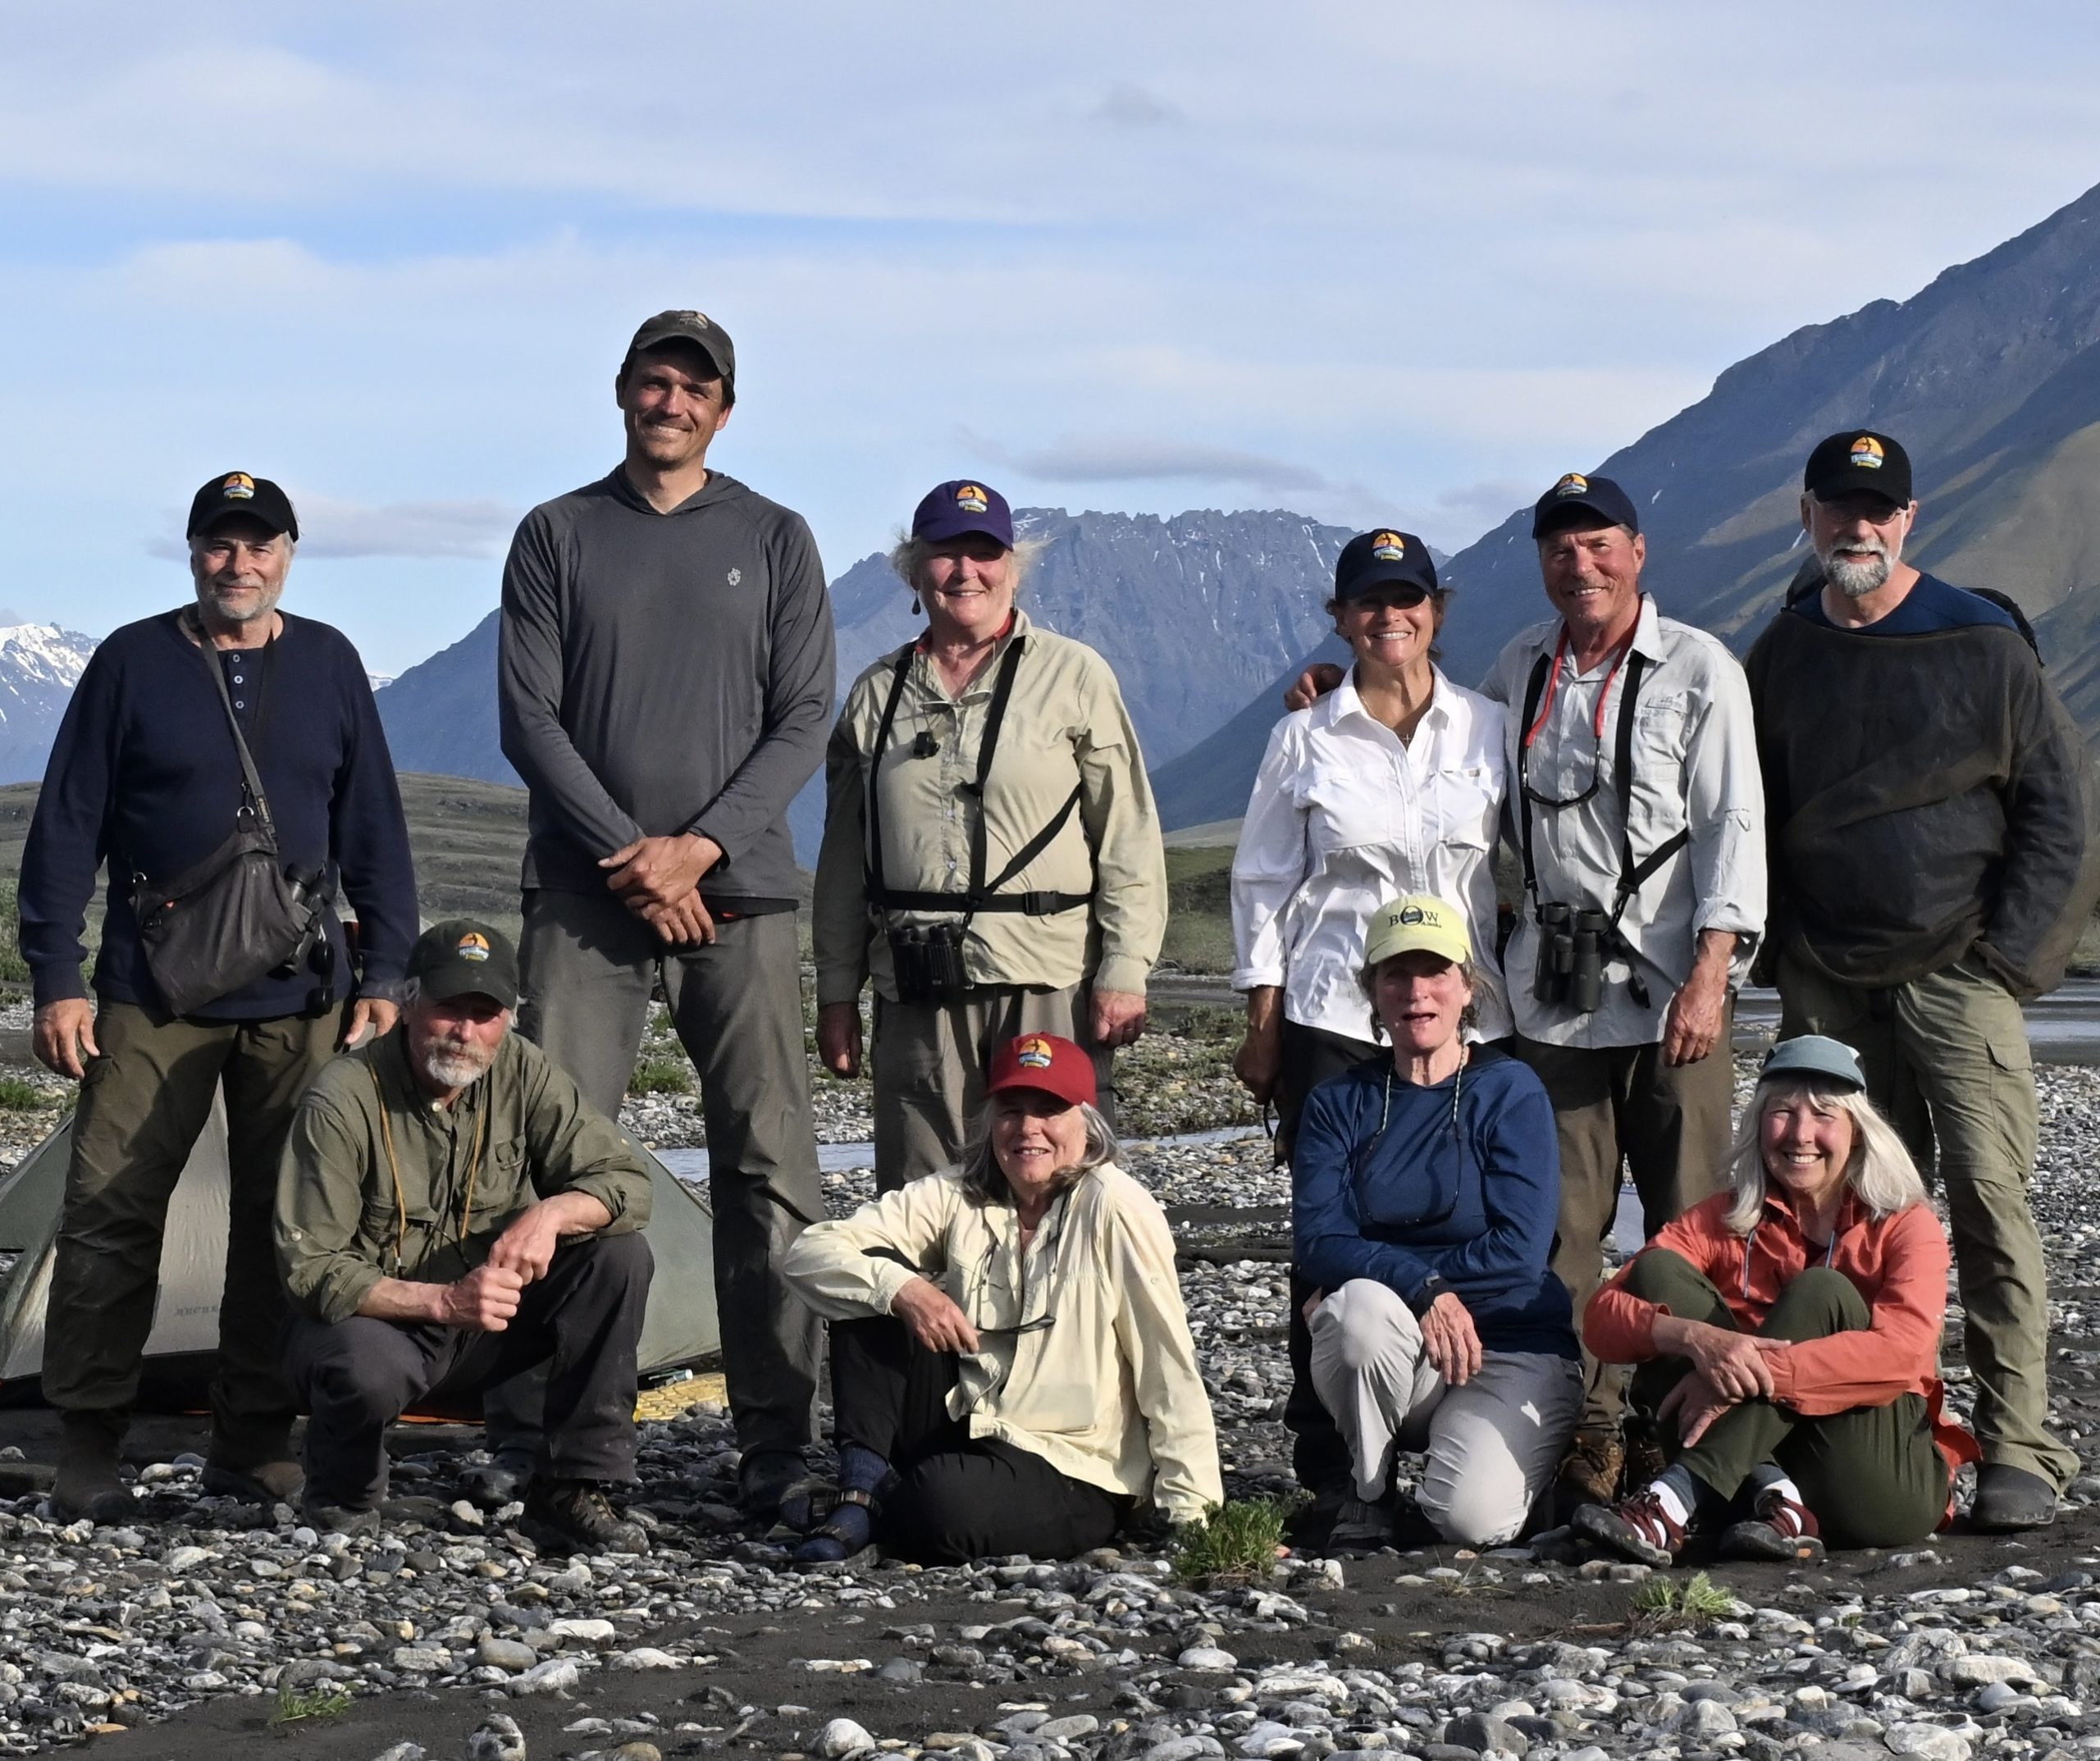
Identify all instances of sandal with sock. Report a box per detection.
[790,1439,890,1570]
[1720,1486,1824,1562]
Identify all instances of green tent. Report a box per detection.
[0,1096,720,1408]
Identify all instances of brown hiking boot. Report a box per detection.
[1622,1413,1668,1491]
[1554,1426,1625,1520]
[203,1458,307,1505]
[51,1410,135,1524]
[522,1479,649,1555]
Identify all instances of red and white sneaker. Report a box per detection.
[1720,1487,1824,1563]
[1573,1489,1687,1566]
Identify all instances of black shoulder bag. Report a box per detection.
[128,618,336,1016]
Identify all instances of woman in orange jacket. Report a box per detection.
[1573,1034,1978,1564]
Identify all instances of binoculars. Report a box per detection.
[889,920,970,1005]
[1532,901,1610,1015]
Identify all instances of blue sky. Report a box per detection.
[5,2,2099,675]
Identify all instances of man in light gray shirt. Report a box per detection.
[496,309,834,1516]
[1480,472,1764,1517]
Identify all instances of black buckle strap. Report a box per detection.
[1516,628,1689,1000]
[863,633,1094,920]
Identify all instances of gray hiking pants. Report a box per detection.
[500,888,824,1464]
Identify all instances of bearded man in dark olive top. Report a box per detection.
[1745,429,2100,1534]
[496,310,834,1517]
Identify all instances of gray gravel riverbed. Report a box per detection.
[3,1059,2100,1759]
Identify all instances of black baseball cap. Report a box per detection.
[1803,431,1912,506]
[1334,528,1439,600]
[912,479,1015,547]
[408,918,519,1011]
[622,309,736,390]
[186,472,299,541]
[1532,471,1640,541]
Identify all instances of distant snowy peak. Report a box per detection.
[0,623,97,691]
[0,623,98,749]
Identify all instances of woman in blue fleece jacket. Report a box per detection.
[1294,894,1580,1550]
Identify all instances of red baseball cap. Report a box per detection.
[986,1033,1097,1109]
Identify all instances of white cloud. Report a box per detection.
[293,497,519,561]
[1431,477,1541,547]
[1094,82,1182,128]
[1,0,2098,673]
[144,497,517,562]
[988,433,1331,493]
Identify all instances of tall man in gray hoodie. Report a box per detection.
[497,311,835,1513]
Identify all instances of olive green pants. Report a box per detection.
[1777,953,2074,1490]
[870,982,1112,1194]
[43,999,341,1461]
[1513,1014,1736,1430]
[1623,1248,1950,1548]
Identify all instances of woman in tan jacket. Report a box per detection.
[781,1033,1221,1565]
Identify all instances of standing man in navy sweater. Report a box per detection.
[20,472,418,1522]
[497,311,834,1516]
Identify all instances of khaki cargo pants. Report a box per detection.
[43,999,340,1462]
[1778,952,2076,1490]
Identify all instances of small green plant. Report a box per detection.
[628,1058,693,1096]
[270,1681,352,1726]
[0,1078,45,1111]
[1631,1569,1737,1629]
[1171,1495,1302,1586]
[0,878,29,985]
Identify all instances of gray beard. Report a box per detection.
[1817,537,1895,600]
[421,1045,494,1090]
[203,586,283,624]
[1825,554,1892,599]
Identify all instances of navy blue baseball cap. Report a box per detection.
[912,479,1014,548]
[1334,528,1439,601]
[1532,471,1640,541]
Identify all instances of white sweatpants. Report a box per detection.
[1308,1279,1582,1548]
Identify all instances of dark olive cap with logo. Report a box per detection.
[621,308,736,390]
[408,918,519,1010]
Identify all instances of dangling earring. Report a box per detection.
[911,594,922,616]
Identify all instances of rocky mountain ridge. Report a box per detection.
[373,506,1386,861]
[1153,177,2100,829]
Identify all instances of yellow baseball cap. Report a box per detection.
[1363,894,1472,969]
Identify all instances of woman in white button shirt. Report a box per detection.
[1229,526,1513,1515]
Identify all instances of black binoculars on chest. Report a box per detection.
[1532,901,1611,1015]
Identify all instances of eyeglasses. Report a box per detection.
[1810,494,1908,527]
[1521,728,1607,809]
[977,1314,1057,1339]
